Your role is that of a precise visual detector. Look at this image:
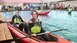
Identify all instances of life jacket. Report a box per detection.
[68,7,72,12]
[14,16,22,23]
[31,19,41,34]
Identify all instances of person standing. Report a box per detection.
[0,4,3,11]
[67,5,72,15]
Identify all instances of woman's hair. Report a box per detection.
[31,10,39,22]
[31,10,38,17]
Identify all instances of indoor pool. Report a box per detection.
[1,10,77,43]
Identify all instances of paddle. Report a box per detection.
[51,29,68,32]
[37,29,68,35]
[37,31,50,35]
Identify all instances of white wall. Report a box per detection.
[41,0,63,3]
[3,0,40,3]
[41,0,77,7]
[60,1,77,7]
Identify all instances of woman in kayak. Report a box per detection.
[27,11,52,41]
[11,10,28,32]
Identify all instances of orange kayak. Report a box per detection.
[38,11,50,15]
[7,24,72,43]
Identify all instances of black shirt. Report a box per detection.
[11,15,24,24]
[28,19,45,35]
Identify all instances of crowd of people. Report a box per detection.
[0,3,30,11]
[0,2,77,11]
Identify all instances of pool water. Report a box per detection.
[2,10,77,43]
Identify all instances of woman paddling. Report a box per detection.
[27,11,52,41]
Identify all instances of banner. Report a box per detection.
[0,0,3,3]
[3,0,40,3]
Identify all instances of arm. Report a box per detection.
[27,20,34,35]
[27,23,34,35]
[28,22,37,36]
[19,16,24,22]
[40,22,45,33]
[11,16,15,24]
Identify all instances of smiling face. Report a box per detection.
[32,12,38,19]
[15,11,19,16]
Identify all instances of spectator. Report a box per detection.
[0,4,3,11]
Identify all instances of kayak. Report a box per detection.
[38,10,50,15]
[7,23,72,43]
